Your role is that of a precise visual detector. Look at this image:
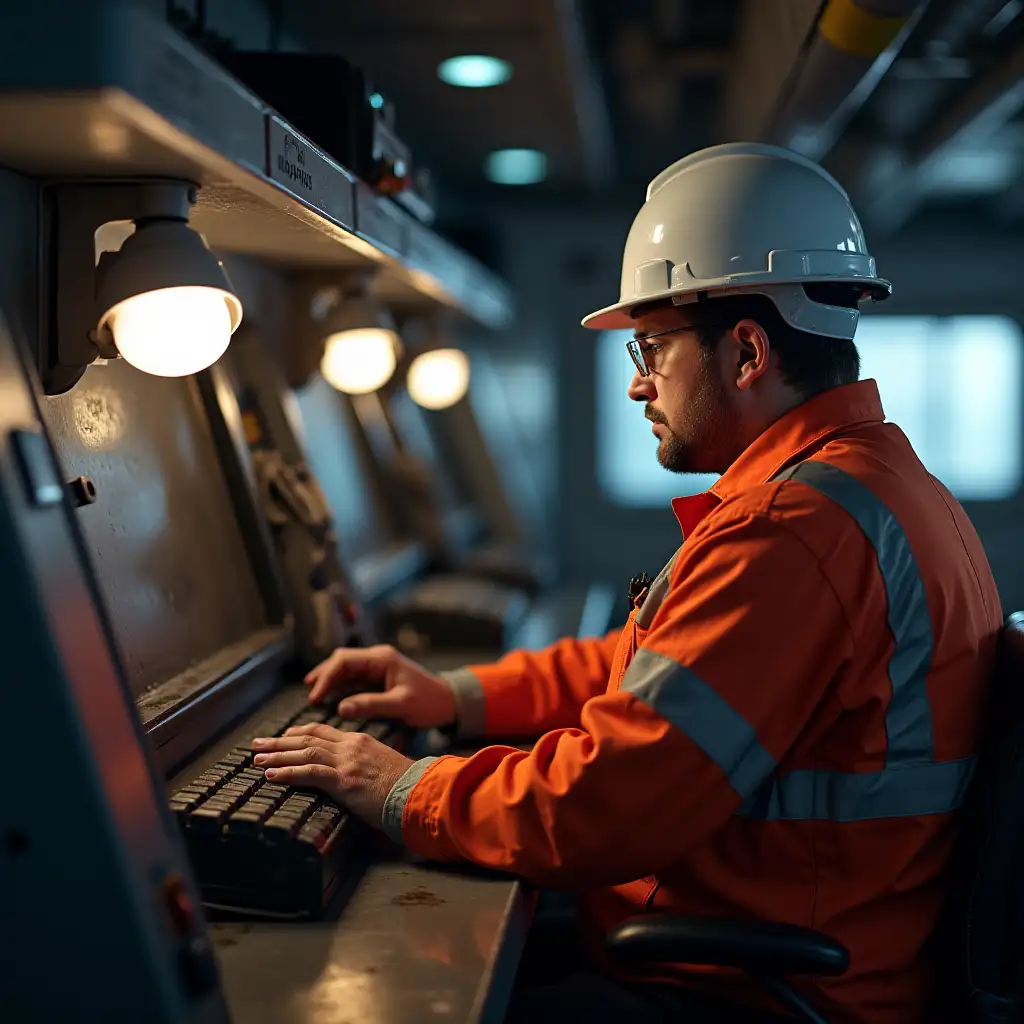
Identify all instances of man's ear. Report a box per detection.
[732,319,771,392]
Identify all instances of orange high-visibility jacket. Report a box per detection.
[382,380,1002,1023]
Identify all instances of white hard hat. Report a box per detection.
[582,142,890,340]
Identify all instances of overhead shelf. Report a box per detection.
[0,1,514,330]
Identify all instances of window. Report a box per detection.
[596,315,1023,507]
[857,315,1022,501]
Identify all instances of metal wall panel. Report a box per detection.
[41,358,268,698]
[292,373,399,560]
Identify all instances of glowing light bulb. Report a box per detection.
[321,328,398,394]
[107,285,233,377]
[407,348,470,410]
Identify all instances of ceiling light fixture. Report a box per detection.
[484,148,548,185]
[437,55,512,89]
[42,180,243,394]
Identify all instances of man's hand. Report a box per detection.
[304,644,458,730]
[252,723,415,829]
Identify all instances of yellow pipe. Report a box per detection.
[818,0,910,58]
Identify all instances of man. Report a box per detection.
[252,143,1002,1023]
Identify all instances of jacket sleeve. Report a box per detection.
[389,510,854,888]
[441,629,623,739]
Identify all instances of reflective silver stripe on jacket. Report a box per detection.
[619,461,971,821]
[774,460,935,765]
[622,648,776,799]
[636,548,682,628]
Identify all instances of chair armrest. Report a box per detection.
[605,915,850,977]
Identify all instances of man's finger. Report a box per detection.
[337,689,406,720]
[254,745,337,769]
[282,722,353,741]
[251,733,338,751]
[263,764,341,795]
[306,645,395,703]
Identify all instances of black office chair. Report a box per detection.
[605,612,1024,1024]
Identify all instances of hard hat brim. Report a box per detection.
[581,275,892,330]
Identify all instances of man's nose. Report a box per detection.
[628,369,657,403]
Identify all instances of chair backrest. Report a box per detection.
[934,613,1024,1023]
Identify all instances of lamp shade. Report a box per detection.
[95,219,242,377]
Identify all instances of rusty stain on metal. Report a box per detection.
[390,887,445,907]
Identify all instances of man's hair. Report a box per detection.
[632,283,862,396]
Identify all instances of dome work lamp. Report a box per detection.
[402,314,471,410]
[43,180,243,394]
[407,348,470,410]
[287,273,402,394]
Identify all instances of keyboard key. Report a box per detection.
[275,807,310,823]
[199,801,234,816]
[282,795,317,810]
[297,826,326,851]
[225,812,264,835]
[263,816,299,844]
[312,806,342,827]
[240,800,274,819]
[250,789,283,808]
[169,800,193,822]
[189,807,228,832]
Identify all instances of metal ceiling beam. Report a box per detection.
[920,0,1021,53]
[855,34,1024,234]
[537,0,616,191]
[908,36,1024,157]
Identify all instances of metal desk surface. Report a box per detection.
[213,850,534,1024]
[208,651,536,1024]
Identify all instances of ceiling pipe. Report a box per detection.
[765,0,932,162]
[544,0,616,191]
[921,0,1021,54]
[910,36,1024,156]
[853,32,1024,234]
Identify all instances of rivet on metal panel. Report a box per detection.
[68,475,99,507]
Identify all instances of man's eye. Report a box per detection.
[645,343,663,355]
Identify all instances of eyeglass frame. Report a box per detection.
[626,321,726,377]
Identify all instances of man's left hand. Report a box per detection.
[252,723,415,829]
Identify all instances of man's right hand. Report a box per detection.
[305,645,458,730]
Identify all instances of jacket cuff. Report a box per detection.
[440,668,487,739]
[381,756,439,844]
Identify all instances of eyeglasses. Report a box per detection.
[626,324,710,377]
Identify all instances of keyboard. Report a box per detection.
[169,687,402,919]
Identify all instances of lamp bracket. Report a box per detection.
[39,178,198,395]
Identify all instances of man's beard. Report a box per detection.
[645,352,730,475]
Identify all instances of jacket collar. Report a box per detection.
[671,379,885,538]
